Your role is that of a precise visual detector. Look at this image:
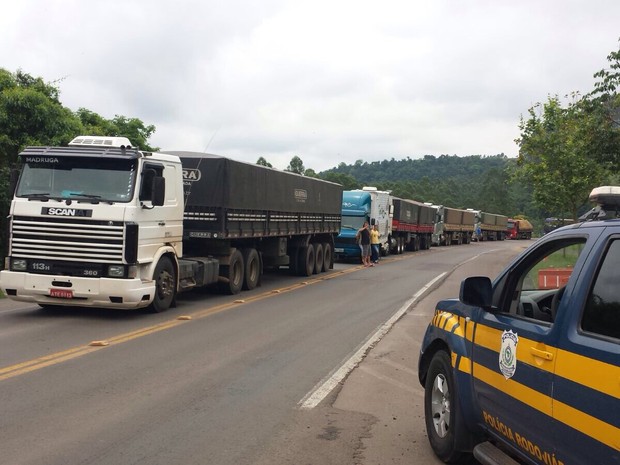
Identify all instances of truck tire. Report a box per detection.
[321,242,332,271]
[221,249,244,294]
[242,248,260,291]
[313,243,324,274]
[150,256,176,313]
[298,244,315,277]
[424,351,473,464]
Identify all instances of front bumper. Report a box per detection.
[0,271,155,309]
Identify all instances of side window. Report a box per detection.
[500,239,586,323]
[582,240,620,340]
[139,164,163,201]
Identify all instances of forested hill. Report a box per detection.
[322,154,510,184]
[318,154,531,218]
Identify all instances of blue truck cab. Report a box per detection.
[334,190,371,260]
[418,186,620,465]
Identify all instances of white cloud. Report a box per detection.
[2,0,619,171]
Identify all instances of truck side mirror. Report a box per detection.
[9,168,20,196]
[460,276,493,309]
[151,176,165,206]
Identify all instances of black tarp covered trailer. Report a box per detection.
[168,152,343,239]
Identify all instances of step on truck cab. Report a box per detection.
[418,185,620,465]
[0,137,342,312]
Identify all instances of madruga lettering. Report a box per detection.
[25,157,59,163]
[183,169,201,181]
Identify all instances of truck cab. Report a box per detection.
[1,136,183,311]
[334,188,392,260]
[418,186,620,465]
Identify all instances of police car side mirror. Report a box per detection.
[460,276,493,309]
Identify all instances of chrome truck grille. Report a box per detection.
[10,216,125,263]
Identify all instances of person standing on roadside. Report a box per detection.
[370,224,381,264]
[356,221,372,267]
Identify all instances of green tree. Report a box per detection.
[286,155,305,174]
[0,68,82,167]
[75,109,157,151]
[515,95,609,219]
[256,156,273,168]
[584,38,620,170]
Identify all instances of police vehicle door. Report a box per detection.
[472,234,587,462]
[551,235,620,464]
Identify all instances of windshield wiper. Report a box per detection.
[23,193,52,201]
[66,193,103,204]
[341,225,357,230]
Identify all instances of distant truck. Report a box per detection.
[431,206,475,246]
[543,217,575,234]
[334,188,392,260]
[506,218,533,239]
[0,136,343,312]
[470,210,508,241]
[391,198,435,252]
[418,185,620,465]
[334,188,436,260]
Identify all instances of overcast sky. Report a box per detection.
[2,1,619,172]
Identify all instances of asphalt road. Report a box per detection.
[0,240,529,465]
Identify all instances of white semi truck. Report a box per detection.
[0,136,342,312]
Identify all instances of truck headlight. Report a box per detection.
[11,258,27,271]
[107,265,125,278]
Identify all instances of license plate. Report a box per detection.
[334,248,344,253]
[50,289,73,299]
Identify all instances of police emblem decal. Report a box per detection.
[499,330,518,379]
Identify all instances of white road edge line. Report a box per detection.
[298,272,447,410]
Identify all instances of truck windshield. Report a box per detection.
[16,157,137,203]
[341,216,366,230]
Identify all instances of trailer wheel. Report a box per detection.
[289,247,299,275]
[298,244,315,277]
[321,242,332,271]
[313,243,324,274]
[150,256,176,313]
[424,350,473,463]
[242,248,261,290]
[221,249,244,294]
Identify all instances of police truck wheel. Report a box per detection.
[313,243,323,274]
[242,248,260,291]
[150,256,176,313]
[424,351,472,463]
[321,242,332,271]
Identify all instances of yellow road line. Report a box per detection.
[0,262,375,382]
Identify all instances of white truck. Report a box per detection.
[0,136,342,312]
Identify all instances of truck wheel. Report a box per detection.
[242,248,260,291]
[298,244,315,277]
[313,243,324,274]
[289,247,299,275]
[150,256,176,313]
[424,351,472,463]
[221,249,244,294]
[321,242,332,271]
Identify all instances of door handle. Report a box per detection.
[530,347,554,361]
[158,221,166,226]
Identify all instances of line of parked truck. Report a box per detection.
[0,137,527,312]
[333,187,514,261]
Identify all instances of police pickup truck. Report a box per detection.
[418,186,620,465]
